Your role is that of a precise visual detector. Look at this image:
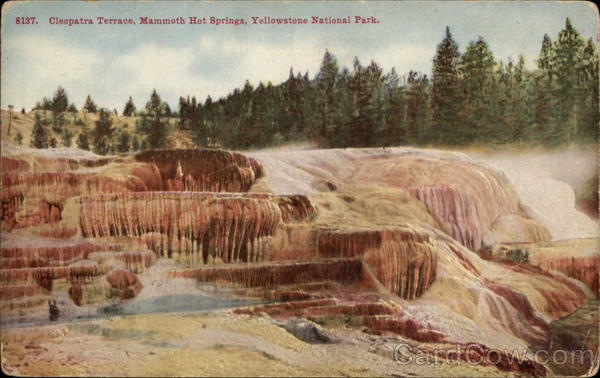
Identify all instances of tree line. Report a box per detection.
[25,18,597,154]
[179,18,597,149]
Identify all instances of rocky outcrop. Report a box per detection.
[0,150,109,174]
[531,254,599,297]
[0,265,112,288]
[1,148,266,230]
[254,148,551,251]
[492,239,599,298]
[1,143,594,375]
[1,242,103,266]
[170,259,363,288]
[88,250,156,274]
[134,149,263,192]
[0,171,144,229]
[276,319,333,343]
[363,315,446,343]
[0,236,154,312]
[0,284,44,301]
[1,157,30,173]
[363,236,437,300]
[78,192,315,262]
[106,269,143,300]
[317,228,436,299]
[411,186,482,250]
[351,153,550,250]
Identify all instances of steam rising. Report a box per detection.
[471,146,598,240]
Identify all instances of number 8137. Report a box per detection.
[16,17,37,24]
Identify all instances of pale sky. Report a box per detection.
[1,1,598,111]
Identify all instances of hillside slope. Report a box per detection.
[0,109,193,150]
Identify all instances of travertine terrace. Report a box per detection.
[1,144,598,376]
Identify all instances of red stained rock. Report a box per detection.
[37,227,78,239]
[68,284,84,306]
[1,242,102,263]
[79,192,314,262]
[0,265,111,285]
[130,165,164,191]
[363,315,446,343]
[272,290,314,302]
[536,288,585,320]
[411,185,482,250]
[276,195,317,223]
[317,229,436,299]
[0,284,44,300]
[317,230,382,258]
[305,302,400,317]
[134,149,263,192]
[171,259,363,288]
[1,157,30,173]
[234,299,339,317]
[533,254,599,297]
[106,269,142,300]
[272,248,318,261]
[483,280,548,344]
[448,245,481,276]
[1,171,134,228]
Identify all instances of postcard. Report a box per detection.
[1,1,598,376]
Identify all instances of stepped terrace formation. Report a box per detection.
[1,143,597,376]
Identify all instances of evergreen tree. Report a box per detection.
[577,38,599,142]
[381,68,407,146]
[60,128,73,147]
[51,86,69,113]
[93,109,114,155]
[331,67,353,147]
[21,108,26,114]
[460,37,495,142]
[52,112,65,133]
[432,27,464,144]
[139,89,169,149]
[178,96,187,129]
[553,18,585,143]
[348,58,384,147]
[187,96,209,147]
[30,113,48,148]
[116,130,131,152]
[348,58,369,146]
[282,69,306,138]
[315,50,340,144]
[41,97,52,111]
[406,71,431,144]
[496,56,533,144]
[538,34,555,76]
[83,95,98,113]
[299,72,320,141]
[123,97,136,117]
[67,103,77,113]
[77,132,90,150]
[49,137,58,148]
[14,130,23,145]
[131,135,141,151]
[533,35,560,144]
